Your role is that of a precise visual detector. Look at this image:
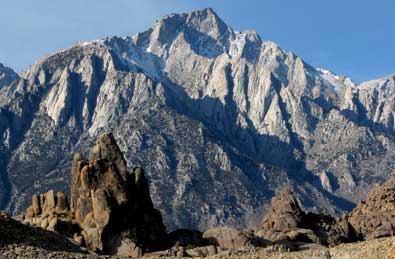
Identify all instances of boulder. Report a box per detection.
[45,190,56,210]
[47,216,58,231]
[26,207,34,219]
[56,192,69,213]
[203,227,251,250]
[348,175,395,240]
[32,195,41,216]
[40,218,49,229]
[274,228,319,243]
[112,238,143,257]
[258,189,304,237]
[256,188,356,246]
[186,245,218,257]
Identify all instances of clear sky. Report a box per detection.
[1,0,394,82]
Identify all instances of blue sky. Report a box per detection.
[1,0,394,82]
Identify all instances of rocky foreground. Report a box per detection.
[2,133,395,258]
[1,211,395,259]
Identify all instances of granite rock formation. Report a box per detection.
[70,133,166,255]
[22,133,166,257]
[348,174,395,240]
[24,190,75,235]
[256,175,395,246]
[256,189,356,247]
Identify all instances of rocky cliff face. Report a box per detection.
[0,63,20,208]
[1,8,395,230]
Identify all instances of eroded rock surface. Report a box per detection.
[256,189,356,246]
[23,133,166,256]
[348,174,395,240]
[257,177,395,245]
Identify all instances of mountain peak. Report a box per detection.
[186,7,223,23]
[358,74,395,95]
[184,8,229,40]
[131,8,231,59]
[0,63,19,88]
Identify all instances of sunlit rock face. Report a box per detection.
[1,8,395,231]
[348,174,395,240]
[23,133,167,256]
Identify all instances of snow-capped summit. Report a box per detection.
[317,67,356,89]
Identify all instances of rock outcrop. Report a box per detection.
[23,133,166,256]
[24,190,75,235]
[348,174,395,240]
[257,176,395,246]
[70,133,166,255]
[256,189,356,247]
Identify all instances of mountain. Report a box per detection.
[0,63,19,89]
[1,8,395,231]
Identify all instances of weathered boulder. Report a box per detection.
[56,192,69,213]
[32,194,41,216]
[348,174,395,240]
[47,216,58,231]
[44,190,56,211]
[23,190,73,232]
[24,133,167,256]
[186,245,218,257]
[203,227,253,250]
[256,188,356,246]
[272,228,320,244]
[258,189,304,237]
